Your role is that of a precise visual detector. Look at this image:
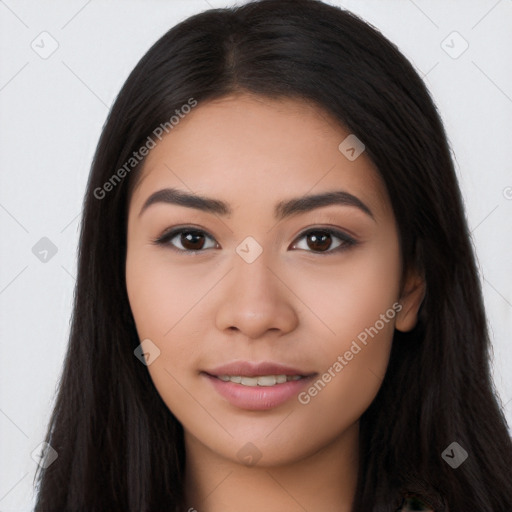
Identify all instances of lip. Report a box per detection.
[201,361,317,411]
[204,360,316,378]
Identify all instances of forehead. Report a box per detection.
[129,93,390,218]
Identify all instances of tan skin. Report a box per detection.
[125,93,425,512]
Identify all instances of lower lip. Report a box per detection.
[202,373,315,411]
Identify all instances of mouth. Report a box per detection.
[201,361,317,410]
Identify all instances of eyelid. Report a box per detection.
[152,225,358,254]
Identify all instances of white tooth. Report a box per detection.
[217,374,303,386]
[240,376,259,386]
[257,375,277,386]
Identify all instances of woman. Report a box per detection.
[33,0,512,510]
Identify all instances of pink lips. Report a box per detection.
[202,361,317,411]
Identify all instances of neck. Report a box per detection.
[183,422,359,512]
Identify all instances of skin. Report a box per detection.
[125,93,425,512]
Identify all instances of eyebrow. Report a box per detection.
[138,187,375,221]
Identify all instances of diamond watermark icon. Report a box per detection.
[338,134,365,161]
[236,236,263,264]
[441,31,469,59]
[32,237,58,263]
[441,441,468,468]
[31,442,58,469]
[236,442,262,466]
[134,338,161,366]
[31,31,59,60]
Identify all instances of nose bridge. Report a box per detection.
[214,237,298,338]
[231,239,280,311]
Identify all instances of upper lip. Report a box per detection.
[204,361,316,378]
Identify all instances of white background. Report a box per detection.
[0,0,511,509]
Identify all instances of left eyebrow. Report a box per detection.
[138,187,375,221]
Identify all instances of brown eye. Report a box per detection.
[154,228,217,252]
[306,231,332,252]
[177,231,208,251]
[292,228,357,254]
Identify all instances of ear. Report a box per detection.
[395,270,426,332]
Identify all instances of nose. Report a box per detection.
[214,249,298,340]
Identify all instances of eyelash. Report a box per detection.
[151,226,358,255]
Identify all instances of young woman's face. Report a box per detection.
[125,93,422,467]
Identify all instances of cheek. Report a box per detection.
[293,235,401,346]
[125,247,210,421]
[292,237,400,413]
[125,247,204,339]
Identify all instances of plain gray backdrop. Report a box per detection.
[0,0,511,510]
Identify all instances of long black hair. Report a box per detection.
[34,1,512,510]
